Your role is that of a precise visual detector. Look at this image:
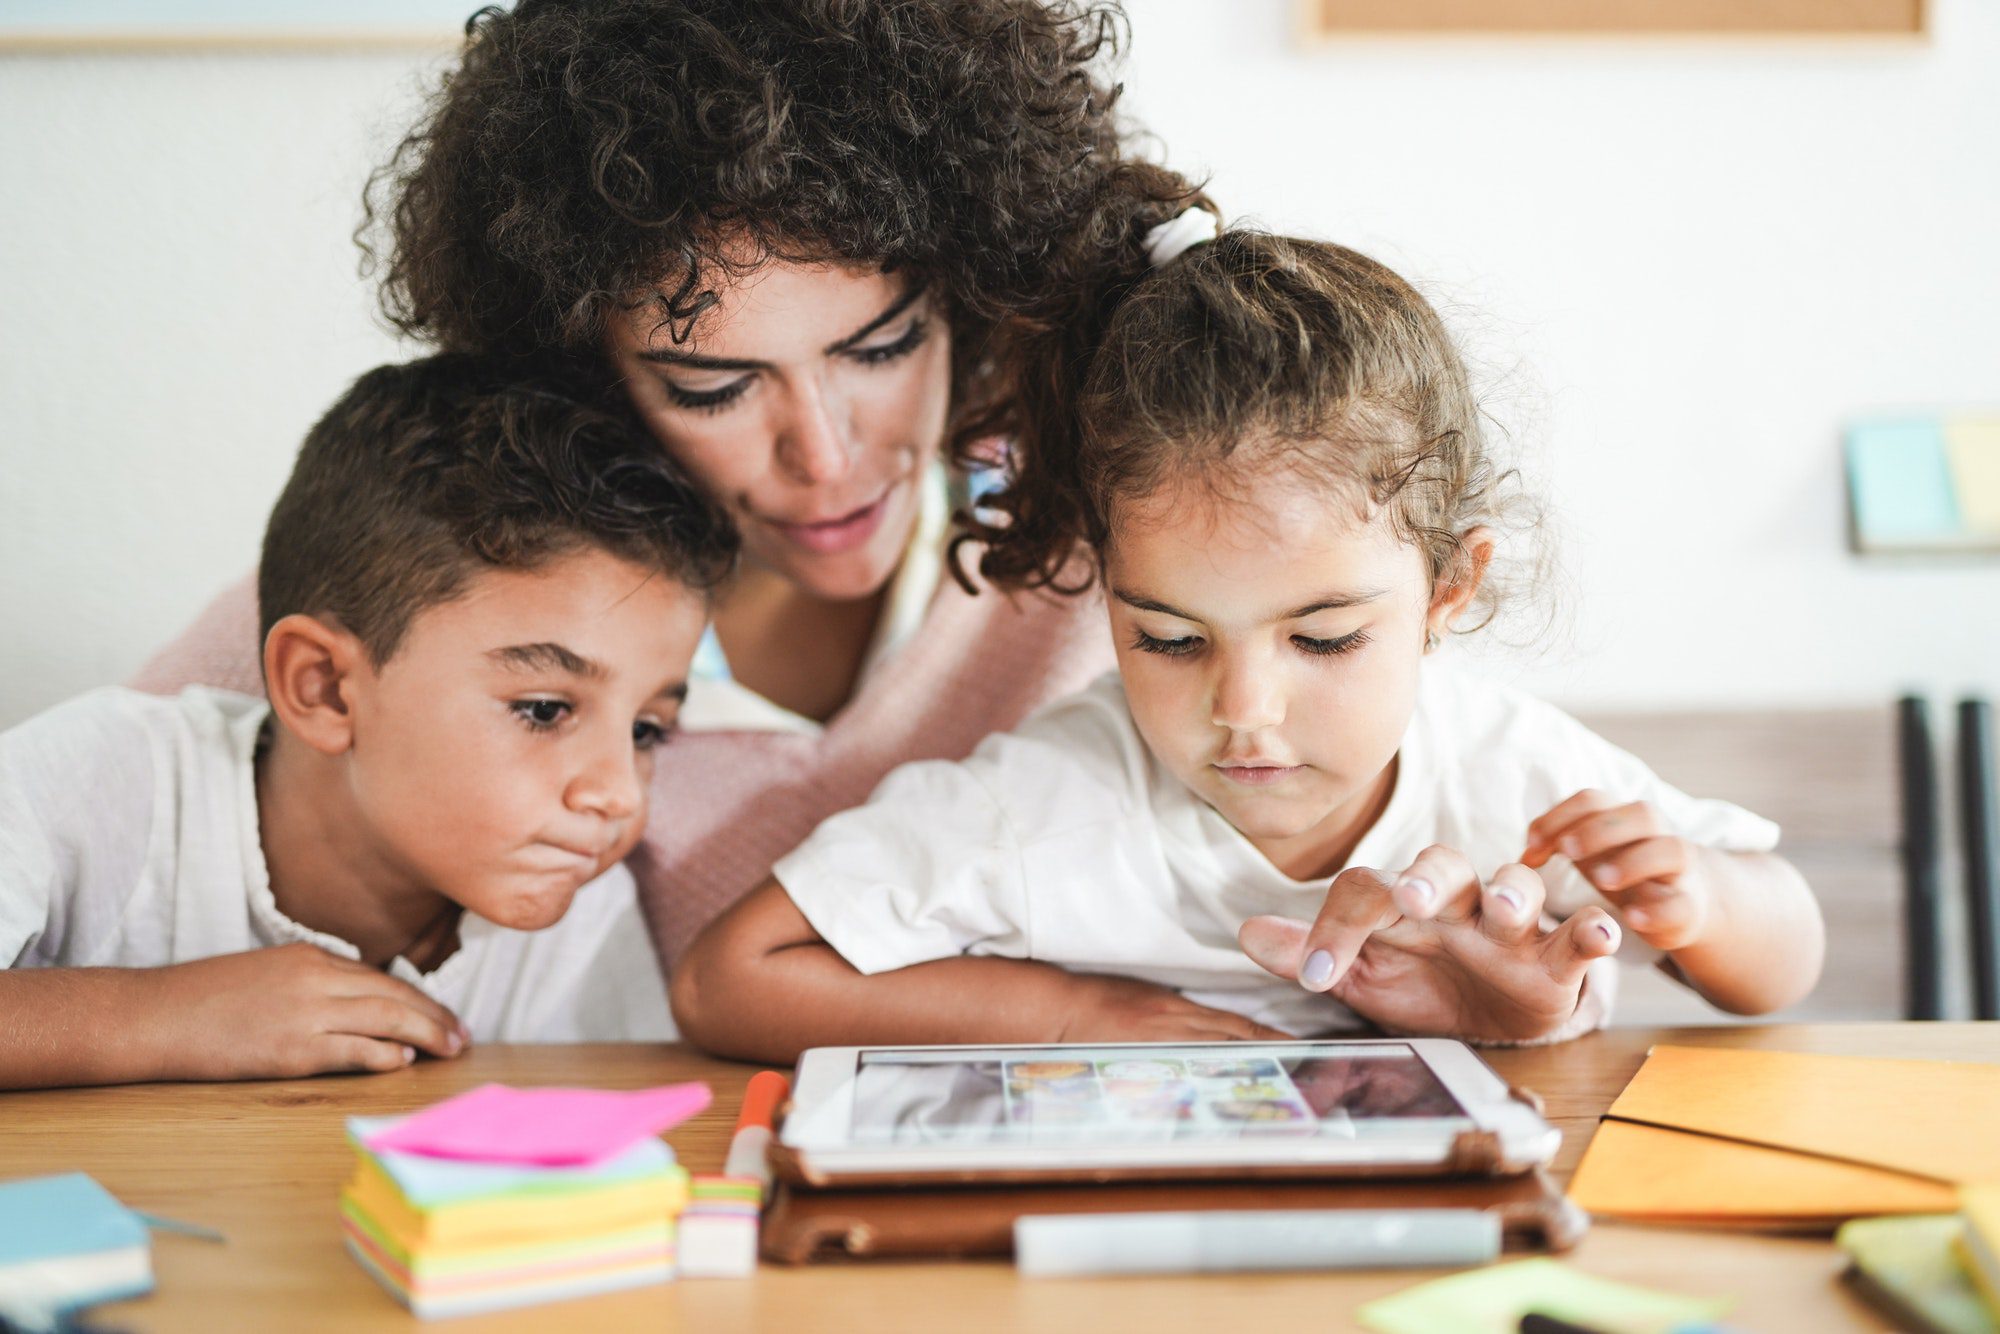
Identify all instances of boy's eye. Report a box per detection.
[633,719,676,751]
[848,317,930,367]
[511,699,572,730]
[663,374,753,414]
[1294,630,1370,657]
[1132,630,1202,657]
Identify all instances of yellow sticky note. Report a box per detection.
[1946,417,2000,534]
[1357,1257,1731,1334]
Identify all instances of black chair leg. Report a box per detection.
[1959,698,1998,1021]
[1899,696,1945,1020]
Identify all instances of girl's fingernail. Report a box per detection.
[1560,837,1581,858]
[1625,907,1650,928]
[1593,923,1616,944]
[446,1032,464,1055]
[1494,886,1523,913]
[401,1046,416,1064]
[1401,878,1435,909]
[1590,865,1616,888]
[1301,950,1336,990]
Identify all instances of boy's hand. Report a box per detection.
[1237,852,1619,1045]
[1057,973,1292,1044]
[1522,789,1715,951]
[151,943,470,1080]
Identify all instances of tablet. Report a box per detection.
[778,1038,1559,1186]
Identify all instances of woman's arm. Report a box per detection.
[671,878,1288,1064]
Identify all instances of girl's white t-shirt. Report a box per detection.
[0,687,673,1043]
[775,661,1780,1038]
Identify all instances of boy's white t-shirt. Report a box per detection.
[0,687,673,1043]
[775,662,1781,1038]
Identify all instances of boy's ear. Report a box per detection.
[1425,527,1496,649]
[263,613,367,756]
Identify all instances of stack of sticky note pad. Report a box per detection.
[341,1082,708,1319]
[0,1173,153,1318]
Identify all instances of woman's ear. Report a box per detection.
[1425,527,1495,650]
[263,613,366,756]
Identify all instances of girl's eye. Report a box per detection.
[511,699,572,730]
[1294,630,1370,657]
[1132,630,1202,657]
[848,317,929,367]
[633,719,676,751]
[663,375,752,414]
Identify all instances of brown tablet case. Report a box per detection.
[759,1167,1585,1264]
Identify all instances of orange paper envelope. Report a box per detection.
[1569,1046,2000,1230]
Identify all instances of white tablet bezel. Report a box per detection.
[781,1038,1558,1183]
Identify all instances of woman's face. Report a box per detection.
[607,260,952,603]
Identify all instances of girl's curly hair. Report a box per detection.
[363,0,1199,472]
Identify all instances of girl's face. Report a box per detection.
[607,260,952,603]
[1104,462,1473,878]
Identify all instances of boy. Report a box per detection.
[0,355,737,1088]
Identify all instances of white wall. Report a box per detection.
[2,5,1997,729]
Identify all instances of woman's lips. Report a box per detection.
[1215,762,1304,787]
[763,489,893,555]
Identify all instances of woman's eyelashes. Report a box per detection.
[658,318,930,413]
[1128,628,1371,659]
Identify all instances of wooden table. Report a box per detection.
[3,1023,1993,1332]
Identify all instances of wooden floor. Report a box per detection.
[1575,706,1908,1025]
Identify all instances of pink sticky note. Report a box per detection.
[365,1083,712,1166]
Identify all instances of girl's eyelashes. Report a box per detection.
[1294,629,1370,657]
[510,698,571,731]
[662,375,752,414]
[1132,630,1201,657]
[633,718,676,751]
[849,316,929,366]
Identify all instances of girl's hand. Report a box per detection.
[1522,789,1716,951]
[1057,973,1294,1044]
[1236,851,1619,1045]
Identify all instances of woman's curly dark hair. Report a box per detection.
[364,0,1200,504]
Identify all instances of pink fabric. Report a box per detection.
[127,564,1115,967]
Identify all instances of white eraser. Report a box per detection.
[676,1213,759,1278]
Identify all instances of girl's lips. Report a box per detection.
[1215,763,1304,787]
[763,489,893,555]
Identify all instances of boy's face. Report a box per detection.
[343,548,708,930]
[1104,464,1442,878]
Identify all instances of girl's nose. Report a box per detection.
[1210,654,1286,733]
[567,740,643,824]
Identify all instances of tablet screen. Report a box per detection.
[848,1042,1469,1146]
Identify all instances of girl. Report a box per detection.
[671,221,1827,1060]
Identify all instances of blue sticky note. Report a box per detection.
[346,1114,674,1208]
[0,1173,153,1310]
[1846,420,1960,546]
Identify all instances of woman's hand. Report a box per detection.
[1237,849,1619,1045]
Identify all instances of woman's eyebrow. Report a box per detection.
[823,285,924,355]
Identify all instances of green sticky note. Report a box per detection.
[1356,1257,1733,1334]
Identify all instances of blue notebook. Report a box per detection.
[0,1173,153,1313]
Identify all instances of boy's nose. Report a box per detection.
[567,746,643,823]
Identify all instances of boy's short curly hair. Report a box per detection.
[259,355,738,664]
[363,0,1188,383]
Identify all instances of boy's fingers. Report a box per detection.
[1392,845,1480,923]
[1238,914,1311,981]
[1479,863,1546,944]
[335,996,463,1058]
[1522,789,1618,866]
[1539,908,1620,988]
[346,973,469,1048]
[1300,868,1398,993]
[1549,803,1667,866]
[1575,834,1689,896]
[317,1034,416,1075]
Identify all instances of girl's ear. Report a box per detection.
[263,613,367,756]
[1425,527,1496,650]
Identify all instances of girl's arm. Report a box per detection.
[671,877,1288,1064]
[1524,791,1826,1015]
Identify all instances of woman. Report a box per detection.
[133,0,1274,1037]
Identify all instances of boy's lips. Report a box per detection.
[761,485,896,555]
[1214,761,1305,787]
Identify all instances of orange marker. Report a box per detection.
[722,1070,789,1188]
